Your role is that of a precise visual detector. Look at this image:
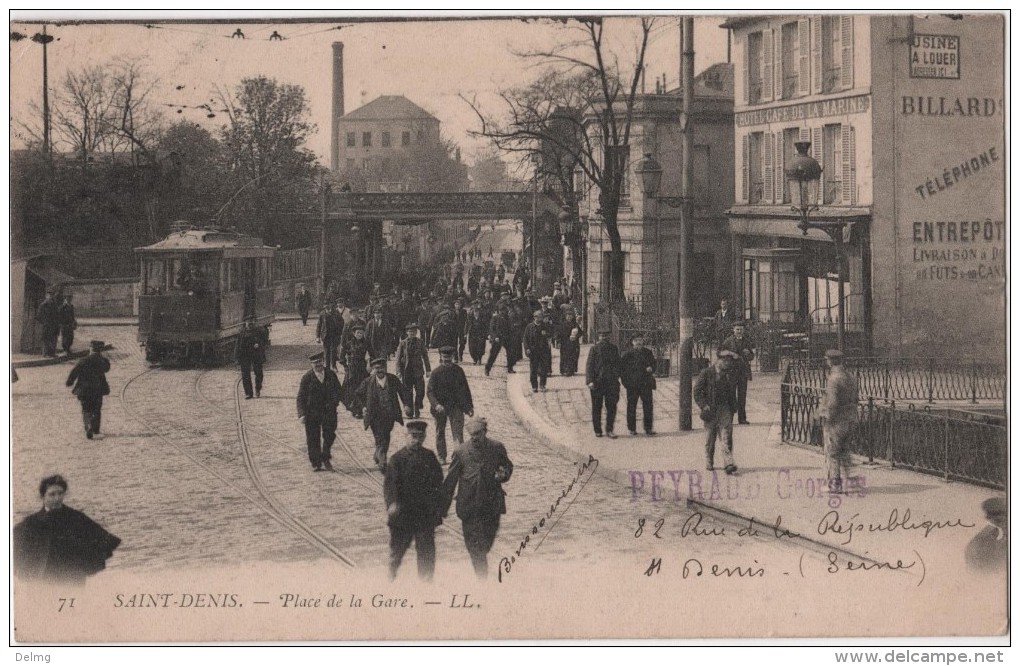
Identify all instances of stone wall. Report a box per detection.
[62,278,138,317]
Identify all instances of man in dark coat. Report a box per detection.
[443,417,513,579]
[13,475,120,585]
[719,322,756,424]
[557,310,582,376]
[431,309,459,353]
[340,325,371,418]
[395,324,431,418]
[585,329,621,438]
[316,303,344,370]
[36,291,60,357]
[384,420,444,581]
[296,285,313,326]
[365,311,390,361]
[523,309,553,392]
[712,297,737,348]
[236,321,266,399]
[452,299,468,362]
[505,301,526,373]
[357,358,410,471]
[296,352,343,472]
[58,293,77,355]
[66,340,111,440]
[426,346,474,465]
[483,303,512,376]
[466,302,489,365]
[621,333,657,436]
[694,351,741,474]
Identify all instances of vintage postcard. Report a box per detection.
[8,11,1008,644]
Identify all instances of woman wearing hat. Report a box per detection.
[340,325,371,418]
[66,340,111,440]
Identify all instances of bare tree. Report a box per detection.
[466,17,655,302]
[106,58,163,165]
[51,65,116,171]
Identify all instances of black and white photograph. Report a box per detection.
[8,10,1009,647]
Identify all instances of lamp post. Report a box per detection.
[785,140,848,352]
[634,151,694,431]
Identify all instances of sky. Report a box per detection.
[10,12,732,166]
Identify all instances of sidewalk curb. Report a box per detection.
[505,363,896,567]
[13,344,115,369]
[505,366,644,490]
[78,319,138,327]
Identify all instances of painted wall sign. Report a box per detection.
[735,94,870,127]
[910,33,961,79]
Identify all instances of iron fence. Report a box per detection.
[780,385,1006,489]
[785,357,1005,404]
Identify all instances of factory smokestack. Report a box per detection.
[330,41,345,172]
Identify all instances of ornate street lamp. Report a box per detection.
[785,140,848,353]
[557,205,574,240]
[635,151,695,431]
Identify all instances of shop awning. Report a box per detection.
[726,205,871,242]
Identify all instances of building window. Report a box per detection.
[743,254,799,323]
[780,22,799,99]
[402,131,411,146]
[362,158,370,171]
[346,158,355,172]
[346,132,356,147]
[821,16,840,93]
[693,145,711,208]
[748,132,764,204]
[747,31,763,103]
[605,145,630,207]
[822,123,841,204]
[382,131,391,147]
[362,132,372,147]
[601,251,630,300]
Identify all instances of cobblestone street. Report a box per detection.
[12,320,806,582]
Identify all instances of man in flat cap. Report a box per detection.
[297,351,343,471]
[719,322,756,424]
[452,298,468,362]
[58,292,77,355]
[357,357,410,471]
[817,349,858,493]
[316,301,344,371]
[395,323,431,419]
[523,309,552,393]
[384,420,445,581]
[296,284,312,326]
[621,333,657,436]
[36,290,60,357]
[966,497,1008,573]
[443,417,513,579]
[427,346,474,465]
[236,319,266,399]
[585,328,622,438]
[66,340,110,440]
[466,301,489,365]
[484,302,512,377]
[694,350,741,474]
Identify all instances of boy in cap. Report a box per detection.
[296,351,343,471]
[694,350,741,474]
[395,323,431,418]
[384,420,445,581]
[356,357,410,471]
[66,340,111,440]
[443,417,513,579]
[817,349,858,493]
[426,345,474,465]
[585,329,622,438]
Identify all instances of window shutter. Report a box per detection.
[840,16,854,90]
[774,29,783,99]
[775,130,786,202]
[811,127,823,204]
[742,35,750,104]
[800,127,810,143]
[845,125,857,204]
[798,19,810,94]
[741,134,749,202]
[762,29,774,102]
[810,16,823,94]
[763,132,774,202]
